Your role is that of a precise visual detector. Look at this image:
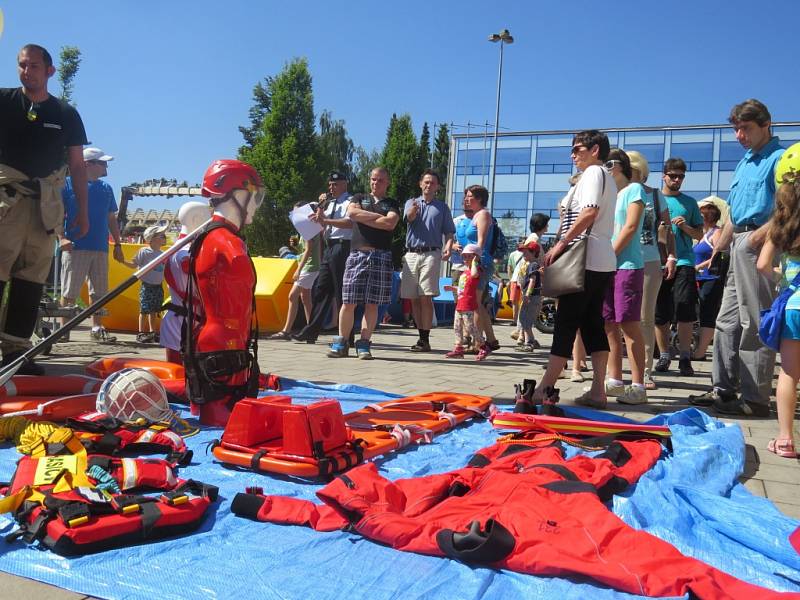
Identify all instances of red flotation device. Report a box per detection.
[212,392,493,477]
[0,375,103,421]
[491,411,672,438]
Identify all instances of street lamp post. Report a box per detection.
[488,29,513,212]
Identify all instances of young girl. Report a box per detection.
[515,240,542,352]
[757,179,800,458]
[270,204,322,340]
[123,225,167,343]
[444,244,489,361]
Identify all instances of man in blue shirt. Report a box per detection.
[59,147,125,341]
[400,169,455,352]
[690,99,784,417]
[654,158,703,377]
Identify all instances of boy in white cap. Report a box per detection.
[122,224,168,342]
[443,243,489,360]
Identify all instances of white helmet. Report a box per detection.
[177,200,210,235]
[96,368,172,423]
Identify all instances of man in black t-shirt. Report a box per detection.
[326,167,400,359]
[0,44,90,374]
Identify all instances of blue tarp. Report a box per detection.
[1,380,798,599]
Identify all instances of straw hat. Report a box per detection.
[697,195,729,226]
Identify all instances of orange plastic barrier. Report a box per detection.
[212,392,493,477]
[85,357,185,381]
[252,257,295,333]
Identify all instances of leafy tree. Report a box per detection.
[58,46,81,105]
[240,59,322,256]
[238,78,273,152]
[418,122,431,172]
[317,110,355,186]
[432,123,450,198]
[352,146,381,195]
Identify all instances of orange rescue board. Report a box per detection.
[85,357,185,381]
[0,394,98,421]
[212,392,493,477]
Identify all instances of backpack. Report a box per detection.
[489,218,508,260]
[759,270,800,351]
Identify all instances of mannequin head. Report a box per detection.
[201,159,264,230]
[178,200,211,235]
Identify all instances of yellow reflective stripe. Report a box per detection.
[121,458,137,490]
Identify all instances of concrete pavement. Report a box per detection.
[1,321,797,598]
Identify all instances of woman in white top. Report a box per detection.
[518,130,617,411]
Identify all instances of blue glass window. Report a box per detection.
[670,142,713,171]
[535,146,572,174]
[719,141,744,171]
[456,149,490,176]
[492,192,528,210]
[622,143,664,174]
[532,191,568,212]
[495,147,530,174]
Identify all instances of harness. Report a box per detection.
[182,221,260,407]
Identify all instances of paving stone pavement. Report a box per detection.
[2,322,798,598]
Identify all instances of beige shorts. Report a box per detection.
[61,249,109,299]
[0,197,54,284]
[296,269,319,290]
[400,250,441,298]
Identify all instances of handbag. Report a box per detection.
[759,270,800,352]
[541,172,605,297]
[653,189,669,266]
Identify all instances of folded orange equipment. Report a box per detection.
[212,392,493,477]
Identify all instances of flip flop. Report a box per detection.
[767,438,798,458]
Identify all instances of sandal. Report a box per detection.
[767,438,798,458]
[269,331,291,340]
[574,390,607,409]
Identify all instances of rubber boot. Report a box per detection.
[513,379,537,414]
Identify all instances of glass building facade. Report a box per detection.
[447,122,800,241]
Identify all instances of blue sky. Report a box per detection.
[2,1,798,211]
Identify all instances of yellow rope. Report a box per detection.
[0,416,60,454]
[497,432,606,452]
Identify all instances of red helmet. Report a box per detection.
[201,159,263,198]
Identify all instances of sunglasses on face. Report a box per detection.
[665,173,686,180]
[570,145,587,155]
[605,160,623,169]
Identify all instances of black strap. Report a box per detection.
[250,450,267,471]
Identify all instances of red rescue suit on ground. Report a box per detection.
[232,436,785,599]
[183,160,263,426]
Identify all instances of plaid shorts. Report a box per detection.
[342,250,393,305]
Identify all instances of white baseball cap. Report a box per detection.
[83,147,114,162]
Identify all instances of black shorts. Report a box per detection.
[697,277,724,328]
[655,265,697,325]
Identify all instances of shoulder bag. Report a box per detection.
[759,270,800,352]
[653,189,669,266]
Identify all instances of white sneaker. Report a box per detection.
[617,385,648,405]
[604,379,625,397]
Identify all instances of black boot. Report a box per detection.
[513,379,537,414]
[540,386,564,417]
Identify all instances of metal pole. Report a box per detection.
[489,40,504,213]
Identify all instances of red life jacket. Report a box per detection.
[232,435,780,599]
[2,452,217,556]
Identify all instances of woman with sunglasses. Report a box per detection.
[519,130,617,411]
[597,149,648,407]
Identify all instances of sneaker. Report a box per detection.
[445,346,465,359]
[410,340,431,352]
[326,336,349,358]
[713,397,771,418]
[136,332,156,343]
[515,343,534,353]
[574,390,607,409]
[688,389,734,407]
[476,343,491,361]
[291,332,317,344]
[355,339,373,360]
[488,339,500,351]
[654,356,671,373]
[678,357,694,376]
[54,331,71,343]
[92,327,117,342]
[530,339,541,349]
[604,379,625,397]
[617,385,648,405]
[1,351,45,376]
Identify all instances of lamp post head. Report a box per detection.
[488,29,514,44]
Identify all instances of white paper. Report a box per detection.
[290,204,323,241]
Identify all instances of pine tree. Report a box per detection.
[418,122,431,173]
[432,123,450,198]
[58,46,81,106]
[239,59,322,256]
[238,78,273,152]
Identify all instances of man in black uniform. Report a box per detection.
[326,167,400,359]
[0,44,89,374]
[293,171,353,343]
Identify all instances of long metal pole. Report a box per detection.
[489,40,504,212]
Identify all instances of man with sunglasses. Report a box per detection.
[690,99,784,417]
[654,158,703,376]
[0,44,90,374]
[58,147,125,342]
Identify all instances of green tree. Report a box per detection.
[317,110,355,185]
[432,123,450,198]
[240,58,322,256]
[418,122,431,172]
[238,78,273,152]
[58,46,81,105]
[352,146,381,195]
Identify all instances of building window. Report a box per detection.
[532,191,568,212]
[534,146,572,174]
[492,192,528,211]
[456,148,490,176]
[719,141,744,171]
[622,143,664,174]
[495,147,531,174]
[670,142,713,171]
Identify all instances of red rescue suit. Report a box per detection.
[232,437,785,599]
[184,216,258,426]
